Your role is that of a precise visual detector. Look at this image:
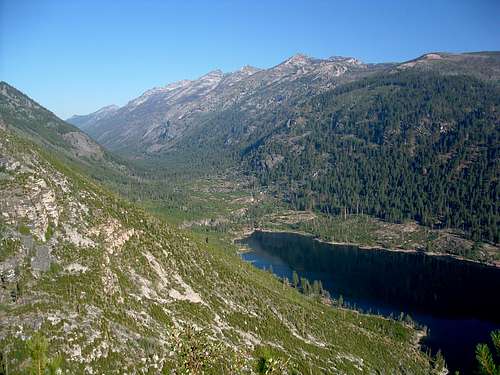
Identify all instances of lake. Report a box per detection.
[238,230,500,374]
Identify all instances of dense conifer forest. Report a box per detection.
[245,71,499,242]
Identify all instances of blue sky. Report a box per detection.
[1,0,499,119]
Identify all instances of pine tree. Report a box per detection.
[312,280,320,295]
[301,278,311,295]
[292,271,299,289]
[27,332,48,375]
[337,295,344,307]
[475,330,500,375]
[431,350,446,374]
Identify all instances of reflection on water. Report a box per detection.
[239,230,500,373]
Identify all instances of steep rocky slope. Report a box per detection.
[0,87,434,373]
[0,81,132,186]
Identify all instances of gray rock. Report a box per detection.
[31,245,51,272]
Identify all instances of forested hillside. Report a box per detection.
[68,51,500,244]
[245,71,499,242]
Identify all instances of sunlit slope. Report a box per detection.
[0,121,432,372]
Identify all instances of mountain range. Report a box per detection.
[0,50,499,373]
[68,51,500,243]
[0,80,435,373]
[67,54,375,154]
[68,52,500,157]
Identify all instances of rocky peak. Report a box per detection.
[421,53,445,60]
[128,77,203,109]
[126,87,167,108]
[327,56,363,65]
[199,69,224,81]
[398,52,448,69]
[67,105,120,128]
[163,79,191,91]
[94,104,119,115]
[239,65,261,75]
[283,53,312,66]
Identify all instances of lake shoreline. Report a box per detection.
[236,229,431,363]
[239,228,500,373]
[234,227,500,269]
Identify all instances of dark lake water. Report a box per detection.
[239,230,500,374]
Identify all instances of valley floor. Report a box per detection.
[135,173,500,267]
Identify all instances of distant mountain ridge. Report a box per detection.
[67,53,371,154]
[68,51,500,157]
[67,104,119,130]
[65,51,500,242]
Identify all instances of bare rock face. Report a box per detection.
[31,245,51,272]
[62,132,104,159]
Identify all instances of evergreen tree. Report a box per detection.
[476,330,500,375]
[300,277,311,295]
[27,332,48,375]
[312,280,321,295]
[292,271,299,289]
[337,295,344,307]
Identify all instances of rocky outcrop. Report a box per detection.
[62,132,105,159]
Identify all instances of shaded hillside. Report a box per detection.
[0,81,133,189]
[0,82,105,162]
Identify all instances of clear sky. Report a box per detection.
[1,0,499,119]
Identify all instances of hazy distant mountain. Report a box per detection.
[67,104,119,130]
